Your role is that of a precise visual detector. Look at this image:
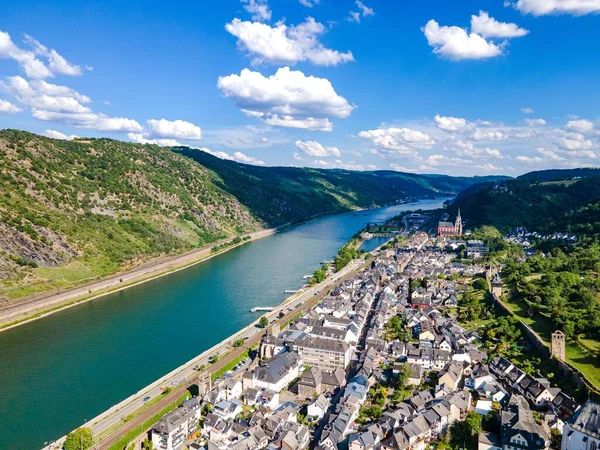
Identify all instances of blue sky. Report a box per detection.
[1,0,600,175]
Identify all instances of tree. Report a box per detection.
[63,427,93,450]
[259,316,269,328]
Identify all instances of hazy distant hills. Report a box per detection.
[0,129,505,299]
[175,146,508,225]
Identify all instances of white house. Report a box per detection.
[561,401,600,450]
[242,351,302,393]
[307,394,330,421]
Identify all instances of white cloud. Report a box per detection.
[434,114,472,132]
[147,118,202,140]
[474,163,503,172]
[295,140,341,157]
[32,109,143,132]
[0,30,83,79]
[0,99,22,114]
[241,0,271,22]
[472,128,508,140]
[537,148,566,161]
[347,11,361,23]
[516,155,543,163]
[299,0,319,6]
[566,119,594,133]
[358,127,435,156]
[349,1,375,22]
[24,35,83,76]
[470,11,529,38]
[390,164,416,172]
[512,0,600,16]
[351,150,362,157]
[0,30,53,79]
[43,129,79,140]
[313,159,377,171]
[196,147,265,165]
[422,19,505,61]
[232,151,265,165]
[525,118,546,126]
[225,17,354,66]
[2,76,92,113]
[293,152,303,160]
[550,129,594,151]
[521,107,534,113]
[218,67,354,130]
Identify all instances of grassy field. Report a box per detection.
[502,293,600,390]
[35,261,99,283]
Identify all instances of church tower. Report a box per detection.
[455,209,463,236]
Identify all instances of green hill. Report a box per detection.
[449,171,600,234]
[0,129,497,300]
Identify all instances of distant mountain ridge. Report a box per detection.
[0,129,506,299]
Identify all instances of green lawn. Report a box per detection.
[502,295,600,391]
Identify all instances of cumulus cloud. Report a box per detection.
[434,114,472,132]
[218,67,354,131]
[313,159,377,171]
[293,152,303,160]
[0,30,83,79]
[2,75,143,133]
[348,1,375,23]
[147,118,202,140]
[24,34,83,76]
[225,17,354,66]
[299,0,319,6]
[390,164,416,173]
[511,0,600,16]
[566,119,594,133]
[521,107,534,114]
[472,128,508,141]
[516,155,543,163]
[196,147,265,165]
[0,99,22,114]
[549,129,594,151]
[241,0,271,22]
[43,129,79,140]
[525,118,547,127]
[422,19,504,61]
[295,140,340,157]
[32,109,143,132]
[475,163,503,172]
[358,127,435,156]
[470,11,529,38]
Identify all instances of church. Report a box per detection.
[437,210,462,238]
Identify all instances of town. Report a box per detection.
[136,214,598,450]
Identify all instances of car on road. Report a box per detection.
[143,396,151,403]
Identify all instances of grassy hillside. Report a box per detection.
[0,130,261,300]
[449,175,600,234]
[0,129,498,301]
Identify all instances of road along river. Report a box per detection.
[0,197,448,449]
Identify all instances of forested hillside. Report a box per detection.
[175,147,505,226]
[449,175,600,234]
[0,129,500,301]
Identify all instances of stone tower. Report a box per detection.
[455,209,463,236]
[551,330,566,362]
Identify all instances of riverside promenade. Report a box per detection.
[42,256,368,450]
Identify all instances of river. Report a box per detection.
[0,197,448,449]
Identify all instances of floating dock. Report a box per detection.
[284,290,299,294]
[250,306,275,313]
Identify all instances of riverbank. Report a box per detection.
[44,247,371,450]
[0,226,280,333]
